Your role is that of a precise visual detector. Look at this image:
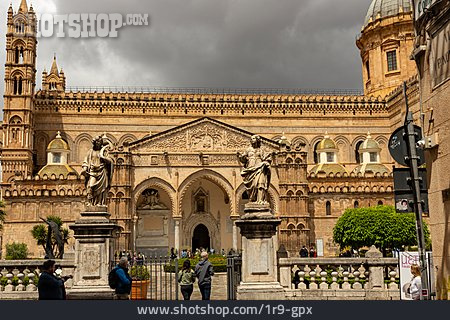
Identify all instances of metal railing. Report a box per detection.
[64,86,364,96]
[226,253,242,300]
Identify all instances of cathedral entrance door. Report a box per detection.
[192,224,210,251]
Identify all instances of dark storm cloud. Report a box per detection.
[0,0,372,100]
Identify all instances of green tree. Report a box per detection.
[5,242,28,260]
[0,200,6,231]
[333,205,430,256]
[31,215,70,258]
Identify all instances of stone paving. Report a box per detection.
[145,272,228,300]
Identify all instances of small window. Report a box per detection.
[53,153,62,163]
[378,200,383,206]
[355,141,363,163]
[326,152,334,163]
[369,152,377,163]
[365,60,370,79]
[354,201,359,208]
[326,201,331,216]
[242,191,249,200]
[313,142,320,164]
[387,50,397,72]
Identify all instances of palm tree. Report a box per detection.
[0,200,6,231]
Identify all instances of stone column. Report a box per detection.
[132,214,138,252]
[232,221,238,251]
[174,219,180,255]
[68,206,121,299]
[235,208,284,300]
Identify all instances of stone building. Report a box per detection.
[0,0,423,258]
[409,0,450,300]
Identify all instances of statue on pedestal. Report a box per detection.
[237,135,274,219]
[81,135,114,206]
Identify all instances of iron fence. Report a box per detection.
[226,253,242,300]
[110,256,179,300]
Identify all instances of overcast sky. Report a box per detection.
[0,0,371,101]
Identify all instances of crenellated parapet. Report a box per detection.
[3,173,85,198]
[33,91,387,117]
[308,171,393,197]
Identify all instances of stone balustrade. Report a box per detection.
[0,260,75,300]
[278,246,400,300]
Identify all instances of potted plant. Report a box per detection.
[130,265,150,300]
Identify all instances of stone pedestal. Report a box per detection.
[235,213,284,300]
[68,206,121,299]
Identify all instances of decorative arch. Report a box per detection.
[9,115,23,124]
[334,135,350,163]
[351,135,367,162]
[183,212,221,250]
[291,136,308,152]
[10,70,25,79]
[133,177,176,215]
[236,182,279,215]
[119,134,137,146]
[35,132,49,167]
[375,135,389,163]
[309,136,324,164]
[74,133,93,163]
[178,169,234,217]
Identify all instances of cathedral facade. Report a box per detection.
[0,0,421,258]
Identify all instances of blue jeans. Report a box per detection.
[199,283,211,300]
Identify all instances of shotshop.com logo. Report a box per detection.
[34,13,149,38]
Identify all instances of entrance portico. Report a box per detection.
[129,118,280,256]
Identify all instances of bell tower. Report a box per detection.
[1,0,37,183]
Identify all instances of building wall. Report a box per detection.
[414,1,450,300]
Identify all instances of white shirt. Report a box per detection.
[410,276,422,300]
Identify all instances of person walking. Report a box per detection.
[113,257,132,300]
[410,264,422,300]
[38,260,65,300]
[195,251,214,300]
[309,246,316,258]
[299,246,308,258]
[178,260,195,300]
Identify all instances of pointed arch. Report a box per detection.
[119,134,137,146]
[132,177,176,216]
[291,136,308,152]
[178,169,234,217]
[74,133,93,163]
[335,135,350,164]
[309,136,324,164]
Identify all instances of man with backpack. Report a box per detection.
[109,257,132,300]
[195,251,214,300]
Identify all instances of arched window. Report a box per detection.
[15,47,19,63]
[326,201,331,216]
[355,141,363,163]
[354,201,359,208]
[13,77,18,95]
[18,77,23,95]
[378,200,383,206]
[242,191,249,200]
[313,142,320,164]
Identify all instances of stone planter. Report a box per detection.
[131,280,150,300]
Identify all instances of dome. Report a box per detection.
[310,163,348,175]
[47,132,70,151]
[359,133,381,151]
[316,134,336,151]
[38,164,78,177]
[363,0,412,28]
[353,163,390,175]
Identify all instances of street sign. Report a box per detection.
[388,125,425,167]
[394,168,429,213]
